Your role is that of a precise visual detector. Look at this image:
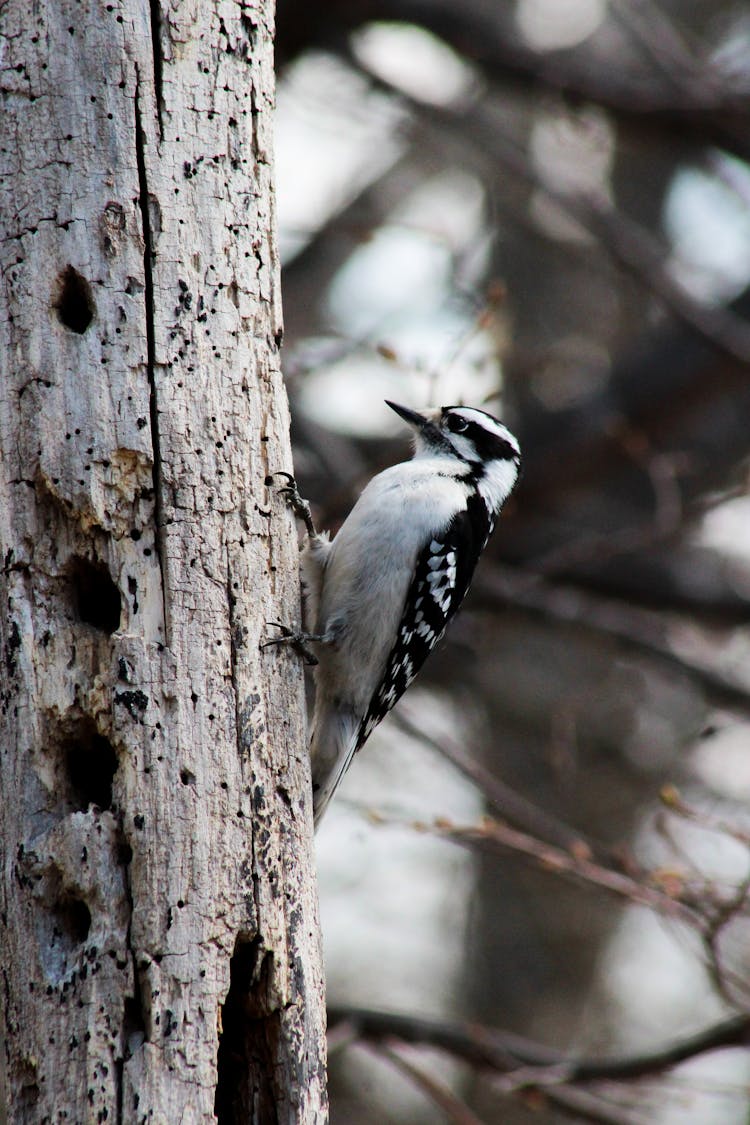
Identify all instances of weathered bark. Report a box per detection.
[0,1,327,1122]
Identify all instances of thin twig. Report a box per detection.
[372,1039,648,1125]
[661,787,750,847]
[354,802,705,924]
[702,871,750,1007]
[429,815,701,926]
[499,1079,650,1125]
[392,705,611,861]
[358,1040,487,1125]
[609,0,703,89]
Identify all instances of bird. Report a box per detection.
[273,401,521,826]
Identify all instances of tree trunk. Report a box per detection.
[0,0,328,1121]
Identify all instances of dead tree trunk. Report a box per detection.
[0,0,327,1121]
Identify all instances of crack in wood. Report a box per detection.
[148,0,164,138]
[118,824,147,1125]
[226,553,244,764]
[134,71,170,645]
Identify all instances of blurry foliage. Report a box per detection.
[274,1,750,1122]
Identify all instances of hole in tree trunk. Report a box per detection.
[69,556,122,634]
[32,864,94,982]
[53,895,91,945]
[215,935,282,1124]
[54,265,95,334]
[64,723,118,811]
[17,1058,40,1113]
[124,991,147,1053]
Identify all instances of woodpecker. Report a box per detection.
[272,401,520,825]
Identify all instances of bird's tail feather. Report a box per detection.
[310,698,360,827]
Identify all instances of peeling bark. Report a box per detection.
[0,1,328,1121]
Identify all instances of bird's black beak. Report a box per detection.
[385,400,450,453]
[385,401,428,429]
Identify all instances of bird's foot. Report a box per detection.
[275,472,316,537]
[261,621,322,666]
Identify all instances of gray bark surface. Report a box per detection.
[0,0,328,1121]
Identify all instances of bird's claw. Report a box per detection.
[261,621,320,666]
[273,472,316,537]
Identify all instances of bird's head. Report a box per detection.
[386,400,521,512]
[386,400,520,468]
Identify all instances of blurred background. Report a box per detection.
[273,2,750,1121]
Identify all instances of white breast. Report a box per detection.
[314,459,471,711]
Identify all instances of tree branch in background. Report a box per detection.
[330,1006,750,1125]
[358,1041,487,1125]
[502,1081,649,1125]
[432,808,750,1000]
[392,706,613,861]
[661,787,750,848]
[425,816,702,925]
[607,0,707,95]
[476,564,750,721]
[330,1005,750,1080]
[355,800,713,923]
[702,879,750,1009]
[276,0,750,159]
[347,48,750,365]
[368,1039,649,1125]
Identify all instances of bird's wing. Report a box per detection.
[354,500,491,752]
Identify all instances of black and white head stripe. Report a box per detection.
[385,400,520,468]
[440,406,520,465]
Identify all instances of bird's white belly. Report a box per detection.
[315,463,470,711]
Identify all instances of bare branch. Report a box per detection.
[477,564,750,721]
[392,705,611,861]
[347,45,750,364]
[328,1004,750,1083]
[498,1080,650,1125]
[575,193,750,364]
[608,0,704,90]
[277,1,750,158]
[428,816,702,926]
[442,107,750,365]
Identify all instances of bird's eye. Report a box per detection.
[446,415,468,433]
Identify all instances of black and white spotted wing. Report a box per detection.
[354,494,494,752]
